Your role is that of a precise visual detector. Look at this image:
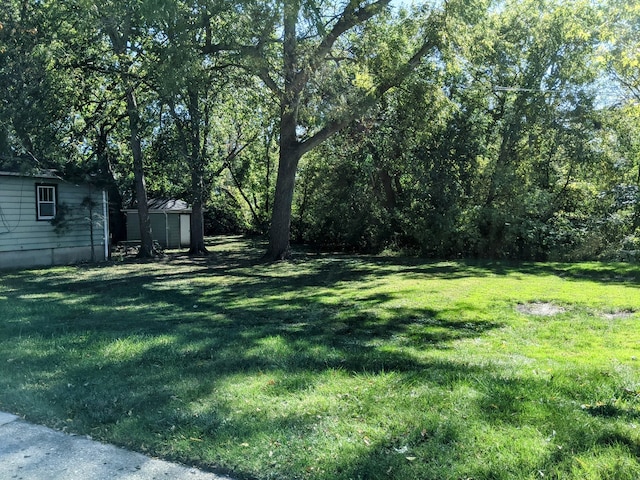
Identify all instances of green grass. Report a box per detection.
[1,236,639,479]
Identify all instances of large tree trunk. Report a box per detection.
[189,204,207,254]
[189,167,209,255]
[126,87,155,258]
[264,143,301,261]
[187,88,209,256]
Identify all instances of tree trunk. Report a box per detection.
[263,0,301,261]
[264,143,301,261]
[187,87,209,256]
[95,124,127,244]
[126,87,155,258]
[378,167,397,211]
[189,203,207,255]
[189,167,209,255]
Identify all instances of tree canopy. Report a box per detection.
[1,0,639,261]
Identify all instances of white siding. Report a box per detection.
[0,174,107,266]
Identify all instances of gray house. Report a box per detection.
[0,170,109,269]
[124,199,191,249]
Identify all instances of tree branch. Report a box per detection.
[299,25,442,157]
[293,0,392,92]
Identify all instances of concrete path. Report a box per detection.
[0,411,234,480]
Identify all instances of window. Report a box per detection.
[36,184,57,220]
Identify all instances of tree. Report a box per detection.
[101,2,160,257]
[49,0,165,257]
[457,0,604,258]
[605,0,640,102]
[152,51,275,251]
[604,0,640,232]
[293,57,486,256]
[202,0,446,259]
[154,27,219,255]
[0,1,78,172]
[292,0,619,261]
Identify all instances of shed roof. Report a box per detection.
[125,198,191,213]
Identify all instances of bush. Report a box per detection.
[204,200,248,235]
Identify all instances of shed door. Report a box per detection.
[180,215,190,247]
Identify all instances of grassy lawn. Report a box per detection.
[1,236,639,479]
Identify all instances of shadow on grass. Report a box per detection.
[0,236,639,479]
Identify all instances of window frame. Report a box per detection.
[36,183,57,221]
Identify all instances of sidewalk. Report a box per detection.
[0,411,234,480]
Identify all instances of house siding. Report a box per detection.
[0,174,107,269]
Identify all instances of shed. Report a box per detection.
[124,199,191,249]
[0,170,109,269]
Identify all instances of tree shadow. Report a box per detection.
[1,236,639,479]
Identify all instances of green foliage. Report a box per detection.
[204,193,250,235]
[2,0,640,260]
[0,1,82,170]
[291,0,640,261]
[295,148,390,251]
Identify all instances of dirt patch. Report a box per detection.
[602,310,635,320]
[516,302,566,316]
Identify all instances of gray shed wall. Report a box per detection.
[126,211,188,248]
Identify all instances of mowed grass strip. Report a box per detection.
[0,237,639,479]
